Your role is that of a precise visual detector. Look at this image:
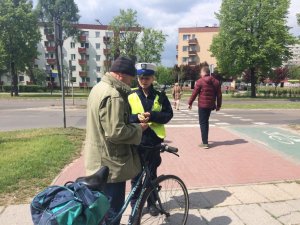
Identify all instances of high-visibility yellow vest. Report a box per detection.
[128,91,166,139]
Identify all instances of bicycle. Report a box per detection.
[77,144,189,225]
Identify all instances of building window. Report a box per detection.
[97,66,101,72]
[96,55,101,61]
[45,53,49,58]
[182,57,188,63]
[96,31,100,38]
[96,43,101,49]
[19,76,24,82]
[182,46,188,51]
[70,42,75,48]
[97,77,101,83]
[44,41,49,47]
[71,54,76,61]
[83,31,89,37]
[82,77,90,82]
[71,66,76,71]
[105,31,113,37]
[183,34,190,40]
[71,77,76,82]
[81,43,89,48]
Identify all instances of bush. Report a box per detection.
[2,85,47,92]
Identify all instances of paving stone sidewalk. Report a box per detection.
[1,181,300,225]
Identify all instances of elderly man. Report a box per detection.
[84,56,148,224]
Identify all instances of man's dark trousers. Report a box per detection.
[198,108,212,144]
[104,182,126,225]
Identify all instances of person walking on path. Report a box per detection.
[84,56,148,225]
[128,63,173,216]
[188,66,222,149]
[172,82,182,110]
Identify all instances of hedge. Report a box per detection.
[2,85,47,92]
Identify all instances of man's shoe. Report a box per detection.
[199,144,209,149]
[149,205,159,216]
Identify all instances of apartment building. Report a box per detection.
[283,44,300,66]
[177,26,219,67]
[35,23,113,88]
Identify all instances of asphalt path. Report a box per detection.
[0,99,299,131]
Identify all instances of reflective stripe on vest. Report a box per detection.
[128,92,166,139]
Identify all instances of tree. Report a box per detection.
[210,0,296,97]
[156,66,174,85]
[109,9,167,66]
[138,28,167,63]
[287,65,300,80]
[109,9,141,61]
[0,0,41,96]
[37,0,80,87]
[268,66,289,87]
[32,68,48,86]
[297,13,300,26]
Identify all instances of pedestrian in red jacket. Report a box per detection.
[188,66,222,149]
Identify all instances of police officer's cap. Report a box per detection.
[136,63,156,76]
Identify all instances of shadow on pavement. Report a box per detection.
[187,214,232,225]
[189,190,231,209]
[210,139,248,147]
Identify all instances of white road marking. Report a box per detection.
[223,115,234,117]
[215,122,230,125]
[253,122,269,125]
[216,112,225,115]
[232,117,242,119]
[209,119,220,122]
[240,119,253,121]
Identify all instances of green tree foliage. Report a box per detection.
[0,0,41,96]
[288,65,300,80]
[210,0,296,97]
[156,66,174,85]
[138,28,167,63]
[37,0,80,87]
[109,9,167,66]
[109,9,141,61]
[32,68,48,86]
[297,13,300,26]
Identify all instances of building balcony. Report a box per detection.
[79,35,87,42]
[188,38,198,45]
[78,48,87,54]
[176,45,178,51]
[103,49,110,55]
[79,82,88,87]
[176,54,178,60]
[46,46,56,52]
[47,58,57,65]
[78,59,87,65]
[188,61,197,66]
[79,71,88,77]
[104,60,112,67]
[103,36,110,44]
[46,34,54,41]
[188,50,197,55]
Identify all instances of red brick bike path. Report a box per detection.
[53,127,300,188]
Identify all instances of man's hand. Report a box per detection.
[188,105,192,110]
[140,123,149,131]
[138,113,150,123]
[216,107,221,111]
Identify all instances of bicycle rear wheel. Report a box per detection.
[136,175,189,225]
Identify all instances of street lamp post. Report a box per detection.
[54,16,66,128]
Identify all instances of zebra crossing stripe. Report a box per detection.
[253,122,269,125]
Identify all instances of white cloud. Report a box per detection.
[32,0,300,66]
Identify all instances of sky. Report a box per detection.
[32,0,300,67]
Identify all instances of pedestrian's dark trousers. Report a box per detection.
[103,181,126,225]
[131,148,161,208]
[198,108,212,144]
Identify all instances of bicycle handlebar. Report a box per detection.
[160,144,179,157]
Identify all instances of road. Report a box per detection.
[0,99,299,131]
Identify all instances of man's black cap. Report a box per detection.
[110,56,136,76]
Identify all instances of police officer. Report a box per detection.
[128,63,173,216]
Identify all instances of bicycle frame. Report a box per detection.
[109,164,151,225]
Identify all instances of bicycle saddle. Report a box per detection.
[76,166,109,192]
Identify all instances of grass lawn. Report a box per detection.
[0,92,89,99]
[222,102,300,109]
[0,127,85,206]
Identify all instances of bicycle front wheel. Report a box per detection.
[136,175,189,225]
